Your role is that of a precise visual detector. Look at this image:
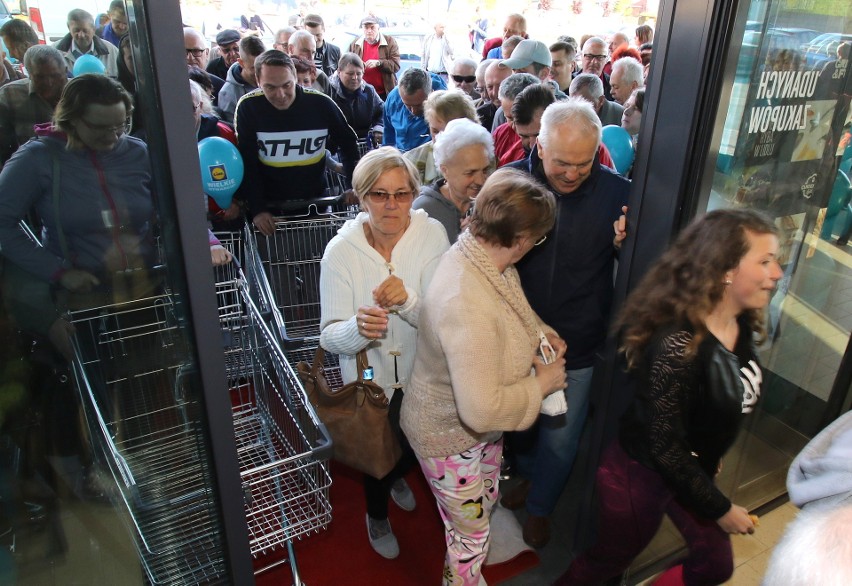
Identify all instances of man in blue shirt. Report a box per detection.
[382,67,434,152]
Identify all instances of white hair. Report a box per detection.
[762,503,852,586]
[538,98,601,149]
[612,57,644,88]
[433,118,494,168]
[288,29,316,51]
[189,79,213,114]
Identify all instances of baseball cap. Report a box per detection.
[499,39,552,70]
[216,29,241,46]
[304,14,324,27]
[360,15,378,27]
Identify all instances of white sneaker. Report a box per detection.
[390,478,416,512]
[366,514,399,559]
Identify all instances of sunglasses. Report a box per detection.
[452,75,476,84]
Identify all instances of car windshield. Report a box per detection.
[394,34,423,60]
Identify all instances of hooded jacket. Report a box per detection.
[508,147,630,369]
[0,124,154,282]
[218,62,255,123]
[318,209,449,399]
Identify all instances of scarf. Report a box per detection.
[456,231,540,345]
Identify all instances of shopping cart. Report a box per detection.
[69,288,228,585]
[246,207,358,388]
[215,251,333,582]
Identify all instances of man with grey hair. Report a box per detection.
[273,27,296,52]
[763,503,852,586]
[610,57,644,105]
[570,73,623,127]
[579,36,613,101]
[492,72,538,166]
[605,31,630,76]
[0,45,67,165]
[54,8,119,77]
[382,67,433,151]
[288,29,332,95]
[451,57,479,100]
[504,98,630,548]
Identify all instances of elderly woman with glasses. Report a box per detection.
[319,146,450,560]
[401,168,568,586]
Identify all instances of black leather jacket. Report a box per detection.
[620,317,761,519]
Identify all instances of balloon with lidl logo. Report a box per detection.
[72,54,106,76]
[198,137,244,210]
[601,125,635,175]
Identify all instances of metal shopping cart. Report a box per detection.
[69,288,228,585]
[245,207,358,387]
[214,249,333,583]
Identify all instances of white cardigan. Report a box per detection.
[319,209,449,398]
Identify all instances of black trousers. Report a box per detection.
[364,389,416,520]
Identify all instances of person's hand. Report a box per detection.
[342,189,359,206]
[252,212,276,236]
[545,332,567,360]
[373,274,407,308]
[210,245,233,266]
[372,131,383,145]
[716,504,755,535]
[533,355,567,398]
[220,201,242,221]
[613,205,628,249]
[365,59,380,69]
[356,305,389,339]
[60,269,100,293]
[47,317,75,362]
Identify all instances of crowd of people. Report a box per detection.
[0,3,839,586]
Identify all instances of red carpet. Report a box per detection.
[255,462,539,585]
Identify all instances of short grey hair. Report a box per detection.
[452,57,478,74]
[476,58,495,80]
[612,57,644,87]
[569,73,604,101]
[502,35,523,52]
[189,79,213,114]
[23,44,66,72]
[763,503,852,586]
[538,98,601,149]
[433,118,494,168]
[289,29,316,51]
[398,67,432,96]
[497,72,539,101]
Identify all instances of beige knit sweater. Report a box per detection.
[401,231,553,458]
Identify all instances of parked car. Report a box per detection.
[27,0,108,44]
[769,27,820,47]
[800,32,852,68]
[327,28,428,79]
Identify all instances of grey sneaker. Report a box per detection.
[390,478,416,512]
[366,514,399,559]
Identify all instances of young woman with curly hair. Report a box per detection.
[556,209,783,585]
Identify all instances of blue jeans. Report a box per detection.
[514,365,595,517]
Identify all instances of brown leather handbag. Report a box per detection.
[297,346,402,479]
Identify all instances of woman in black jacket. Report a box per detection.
[556,209,783,586]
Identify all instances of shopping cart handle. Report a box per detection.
[267,195,345,216]
[313,422,334,461]
[275,324,308,351]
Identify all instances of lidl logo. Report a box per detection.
[209,164,227,181]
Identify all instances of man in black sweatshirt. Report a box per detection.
[234,50,358,235]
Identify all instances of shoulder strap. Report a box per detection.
[43,139,72,263]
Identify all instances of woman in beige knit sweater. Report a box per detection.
[401,168,568,586]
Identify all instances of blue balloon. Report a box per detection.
[601,125,635,175]
[72,54,105,76]
[198,137,244,210]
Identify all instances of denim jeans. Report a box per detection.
[514,365,595,517]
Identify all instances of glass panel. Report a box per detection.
[0,1,231,583]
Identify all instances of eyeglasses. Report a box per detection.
[186,47,207,57]
[452,75,476,84]
[365,190,415,203]
[533,234,547,246]
[583,53,607,61]
[78,117,131,134]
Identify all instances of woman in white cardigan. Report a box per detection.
[319,147,450,559]
[401,169,568,585]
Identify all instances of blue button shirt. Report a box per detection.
[382,87,431,152]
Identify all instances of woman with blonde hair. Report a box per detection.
[402,168,567,585]
[319,146,449,559]
[557,209,783,585]
[404,89,478,184]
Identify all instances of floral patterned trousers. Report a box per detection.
[417,439,503,586]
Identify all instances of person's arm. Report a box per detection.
[420,35,429,69]
[644,330,733,520]
[318,251,372,355]
[382,98,396,147]
[325,96,359,184]
[233,97,264,219]
[0,91,18,167]
[380,36,401,74]
[391,222,449,326]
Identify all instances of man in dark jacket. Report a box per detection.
[503,98,630,549]
[304,13,340,78]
